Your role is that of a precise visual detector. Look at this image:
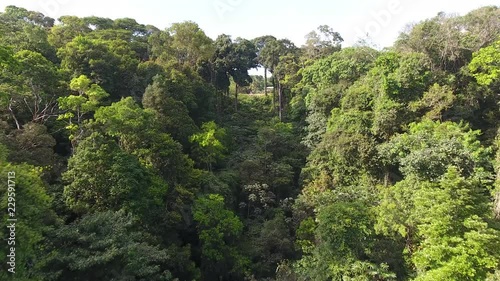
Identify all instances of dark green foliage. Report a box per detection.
[40,211,174,281]
[62,132,150,214]
[6,123,56,167]
[58,35,139,100]
[0,6,56,62]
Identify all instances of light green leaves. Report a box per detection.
[411,168,500,280]
[57,75,109,141]
[190,121,226,171]
[469,39,500,86]
[193,194,248,277]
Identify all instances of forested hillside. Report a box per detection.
[1,4,500,280]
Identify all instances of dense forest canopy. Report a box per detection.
[1,4,500,280]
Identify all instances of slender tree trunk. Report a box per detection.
[8,99,21,130]
[272,76,276,112]
[234,84,238,112]
[264,67,268,96]
[212,67,222,119]
[278,78,282,121]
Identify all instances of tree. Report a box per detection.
[295,199,395,281]
[148,29,173,63]
[256,38,301,120]
[411,168,500,280]
[207,35,258,111]
[469,38,500,86]
[0,6,56,61]
[253,35,277,95]
[231,37,258,111]
[6,122,56,167]
[8,50,62,126]
[40,210,175,281]
[302,25,343,60]
[143,71,197,112]
[48,16,91,49]
[190,121,226,171]
[142,74,198,146]
[94,97,200,231]
[94,97,196,184]
[167,21,214,67]
[57,75,108,144]
[58,35,139,99]
[211,34,234,100]
[193,194,248,280]
[62,132,151,214]
[409,83,455,121]
[245,211,295,278]
[395,7,500,72]
[0,161,57,280]
[274,41,302,120]
[258,38,282,112]
[378,120,490,182]
[376,120,497,278]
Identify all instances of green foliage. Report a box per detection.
[379,119,491,181]
[396,7,500,72]
[302,25,343,60]
[94,97,154,141]
[300,47,378,91]
[62,132,150,214]
[58,35,139,99]
[411,168,500,280]
[1,5,500,281]
[245,211,295,277]
[57,75,108,142]
[469,39,500,86]
[295,200,396,281]
[143,71,198,111]
[1,49,62,127]
[377,167,500,280]
[193,194,249,279]
[41,210,174,281]
[0,6,56,61]
[167,21,215,66]
[303,108,376,188]
[376,121,499,279]
[409,83,456,121]
[48,16,91,49]
[94,97,199,230]
[0,162,57,280]
[210,34,258,99]
[142,76,198,146]
[6,122,56,167]
[190,121,227,171]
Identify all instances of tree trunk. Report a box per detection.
[8,99,20,130]
[278,78,282,121]
[264,67,268,96]
[234,84,238,112]
[272,76,276,112]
